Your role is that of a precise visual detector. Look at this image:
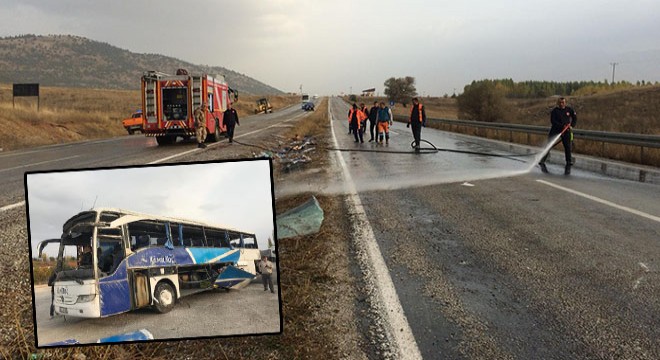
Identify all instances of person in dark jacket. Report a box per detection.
[368,101,379,142]
[224,103,240,143]
[539,97,577,174]
[407,97,427,152]
[347,103,365,143]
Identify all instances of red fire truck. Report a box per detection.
[141,69,238,145]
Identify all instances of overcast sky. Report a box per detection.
[26,160,274,257]
[1,0,659,95]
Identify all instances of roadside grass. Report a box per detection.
[0,83,139,151]
[0,83,298,152]
[233,95,299,118]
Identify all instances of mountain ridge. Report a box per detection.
[0,34,283,95]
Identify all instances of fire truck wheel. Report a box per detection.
[153,282,175,313]
[156,136,175,146]
[127,129,134,135]
[213,122,221,142]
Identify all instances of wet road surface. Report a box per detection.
[328,97,660,359]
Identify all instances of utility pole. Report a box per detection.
[299,84,303,95]
[610,62,619,84]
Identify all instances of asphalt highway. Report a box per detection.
[2,97,658,358]
[328,97,659,359]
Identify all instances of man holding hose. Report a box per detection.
[539,97,577,175]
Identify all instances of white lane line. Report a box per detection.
[0,200,25,212]
[0,155,81,173]
[536,179,660,223]
[149,112,308,164]
[329,99,422,360]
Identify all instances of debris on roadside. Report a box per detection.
[253,135,317,172]
[276,196,324,239]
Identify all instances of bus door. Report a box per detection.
[97,234,131,317]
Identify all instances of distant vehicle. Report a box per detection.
[254,98,273,114]
[121,110,143,135]
[312,94,319,99]
[141,69,238,146]
[302,102,315,111]
[38,207,262,318]
[301,94,309,103]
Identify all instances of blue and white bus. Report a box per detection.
[37,208,263,318]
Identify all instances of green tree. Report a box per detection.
[457,80,509,122]
[384,76,417,107]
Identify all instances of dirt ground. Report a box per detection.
[3,99,373,359]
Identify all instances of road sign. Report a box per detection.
[12,83,40,110]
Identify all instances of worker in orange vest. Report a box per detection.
[407,97,427,152]
[359,103,369,138]
[348,103,366,143]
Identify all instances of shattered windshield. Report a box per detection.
[55,212,97,281]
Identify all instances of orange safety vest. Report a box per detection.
[348,109,367,128]
[410,103,423,123]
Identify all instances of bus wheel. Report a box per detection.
[153,282,175,313]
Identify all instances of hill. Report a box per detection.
[507,85,660,134]
[0,34,282,95]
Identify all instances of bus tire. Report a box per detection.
[153,282,175,313]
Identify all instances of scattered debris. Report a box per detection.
[42,328,154,346]
[254,135,318,172]
[276,196,324,239]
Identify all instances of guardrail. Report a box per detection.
[394,115,660,148]
[394,115,660,165]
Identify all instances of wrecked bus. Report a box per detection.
[38,208,262,318]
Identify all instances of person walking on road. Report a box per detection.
[359,103,369,138]
[368,101,379,142]
[259,256,275,293]
[376,102,393,144]
[223,102,240,143]
[348,103,365,143]
[408,97,427,153]
[193,102,208,148]
[539,97,577,175]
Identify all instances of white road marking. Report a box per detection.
[329,99,422,360]
[536,179,660,223]
[461,182,475,187]
[0,155,80,173]
[633,263,651,290]
[149,112,308,164]
[0,154,82,211]
[0,200,25,213]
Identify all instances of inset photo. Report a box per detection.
[25,158,280,347]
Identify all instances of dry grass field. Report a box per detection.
[0,83,298,152]
[356,86,660,167]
